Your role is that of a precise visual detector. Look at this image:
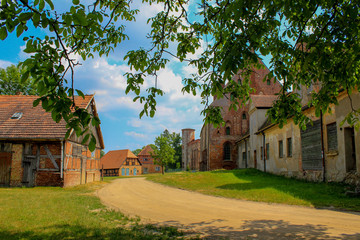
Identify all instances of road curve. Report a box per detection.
[97,177,360,239]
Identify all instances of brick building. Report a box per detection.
[137,145,161,174]
[101,149,142,176]
[182,129,201,170]
[0,95,104,187]
[182,61,281,171]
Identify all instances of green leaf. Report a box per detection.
[33,98,41,107]
[16,25,24,38]
[33,14,41,27]
[75,89,85,98]
[82,133,90,144]
[88,135,96,152]
[72,0,79,5]
[0,27,7,40]
[39,0,45,11]
[45,0,54,10]
[21,70,29,83]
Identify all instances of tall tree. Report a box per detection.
[132,146,145,156]
[151,135,175,174]
[0,64,37,95]
[161,130,182,169]
[1,0,360,148]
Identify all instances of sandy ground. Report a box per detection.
[97,177,360,239]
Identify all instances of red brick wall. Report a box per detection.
[138,154,161,174]
[203,63,282,170]
[36,172,62,186]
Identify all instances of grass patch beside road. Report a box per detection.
[0,181,189,240]
[146,169,360,211]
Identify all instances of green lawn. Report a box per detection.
[146,169,360,211]
[0,181,192,240]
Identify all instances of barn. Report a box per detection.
[101,149,142,176]
[0,94,104,187]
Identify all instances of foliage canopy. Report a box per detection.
[151,132,176,174]
[0,64,37,95]
[1,0,360,150]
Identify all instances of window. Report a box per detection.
[91,151,95,158]
[226,127,230,135]
[242,152,246,162]
[261,146,263,160]
[279,140,283,158]
[72,145,82,156]
[266,143,270,160]
[11,112,23,119]
[144,158,148,161]
[267,79,271,85]
[155,166,161,171]
[242,113,247,119]
[223,142,231,160]
[287,138,292,157]
[327,123,338,151]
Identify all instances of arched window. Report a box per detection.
[223,142,231,161]
[226,127,230,135]
[242,112,247,119]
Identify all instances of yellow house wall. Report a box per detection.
[263,118,302,177]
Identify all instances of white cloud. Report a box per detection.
[96,95,142,112]
[125,131,147,139]
[0,59,14,68]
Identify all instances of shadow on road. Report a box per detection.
[160,219,360,239]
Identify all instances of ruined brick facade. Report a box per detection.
[181,129,201,170]
[182,61,282,171]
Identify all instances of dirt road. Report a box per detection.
[97,177,360,239]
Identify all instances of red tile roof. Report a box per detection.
[250,95,278,108]
[138,145,154,156]
[100,149,138,169]
[0,95,94,140]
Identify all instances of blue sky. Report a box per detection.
[0,0,205,152]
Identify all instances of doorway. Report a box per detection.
[254,150,257,169]
[0,152,12,186]
[345,127,356,172]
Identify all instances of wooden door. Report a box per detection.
[301,120,322,170]
[0,152,12,186]
[121,168,125,176]
[22,156,36,187]
[134,168,137,176]
[126,168,129,176]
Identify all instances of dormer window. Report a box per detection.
[11,112,23,119]
[242,113,247,119]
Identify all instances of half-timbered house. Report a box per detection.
[101,149,142,176]
[0,94,104,187]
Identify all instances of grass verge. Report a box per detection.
[146,169,360,211]
[0,181,196,240]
